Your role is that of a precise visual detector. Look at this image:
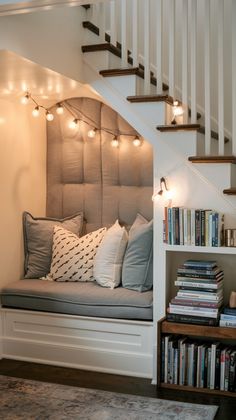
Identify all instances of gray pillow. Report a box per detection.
[122,213,153,292]
[23,211,84,279]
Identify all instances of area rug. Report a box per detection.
[0,375,218,420]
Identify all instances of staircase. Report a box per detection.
[80,1,236,200]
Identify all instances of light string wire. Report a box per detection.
[21,92,142,143]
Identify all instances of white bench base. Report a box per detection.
[0,308,154,378]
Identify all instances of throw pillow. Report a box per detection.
[23,211,85,279]
[122,213,153,292]
[93,220,128,289]
[47,225,107,282]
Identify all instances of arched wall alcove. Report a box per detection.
[46,97,153,232]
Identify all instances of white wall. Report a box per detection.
[0,98,46,287]
[0,5,86,84]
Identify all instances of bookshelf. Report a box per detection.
[157,318,236,397]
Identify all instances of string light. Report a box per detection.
[46,110,54,122]
[56,103,64,115]
[21,92,30,105]
[20,92,144,147]
[87,128,97,138]
[111,135,119,148]
[132,135,142,147]
[32,106,40,117]
[68,118,79,129]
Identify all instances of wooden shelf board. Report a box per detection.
[161,320,236,339]
[159,382,236,397]
[162,244,236,254]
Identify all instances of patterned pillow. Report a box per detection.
[47,225,107,282]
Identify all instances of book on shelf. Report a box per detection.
[163,207,224,247]
[183,260,217,269]
[171,297,222,309]
[222,306,236,316]
[175,280,223,289]
[166,312,219,326]
[167,307,219,318]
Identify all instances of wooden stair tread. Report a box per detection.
[223,188,236,195]
[198,126,230,143]
[189,156,236,164]
[83,22,154,76]
[82,43,122,58]
[100,67,140,77]
[157,124,200,132]
[127,94,174,105]
[127,95,201,120]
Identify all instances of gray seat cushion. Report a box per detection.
[1,280,153,320]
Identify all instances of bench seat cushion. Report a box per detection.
[1,280,153,320]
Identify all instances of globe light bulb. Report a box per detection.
[111,136,119,148]
[164,189,174,200]
[32,106,40,117]
[56,104,64,115]
[21,93,30,105]
[69,118,79,129]
[46,111,54,122]
[88,128,96,138]
[132,136,142,147]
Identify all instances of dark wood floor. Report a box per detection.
[0,359,235,419]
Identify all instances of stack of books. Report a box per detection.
[163,206,224,246]
[166,259,224,326]
[161,336,236,391]
[220,306,236,327]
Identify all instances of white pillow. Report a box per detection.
[93,220,128,288]
[47,225,106,282]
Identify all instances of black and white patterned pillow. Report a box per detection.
[47,225,107,282]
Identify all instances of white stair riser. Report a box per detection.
[159,131,198,157]
[128,102,166,128]
[192,163,236,190]
[83,51,122,72]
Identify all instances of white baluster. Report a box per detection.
[132,0,138,67]
[156,0,163,94]
[182,0,188,123]
[99,2,106,43]
[204,0,211,155]
[110,0,117,46]
[168,0,175,99]
[121,0,127,67]
[144,0,150,94]
[218,0,224,155]
[190,0,197,123]
[232,0,236,155]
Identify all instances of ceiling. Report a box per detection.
[0,49,101,106]
[0,1,92,16]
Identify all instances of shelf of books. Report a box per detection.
[158,259,236,396]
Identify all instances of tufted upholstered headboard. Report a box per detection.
[46,97,153,232]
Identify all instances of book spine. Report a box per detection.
[195,209,201,246]
[175,280,221,289]
[168,307,218,318]
[228,351,236,392]
[212,212,217,247]
[179,208,184,246]
[190,209,195,246]
[224,350,231,391]
[170,304,218,313]
[166,313,218,326]
[215,347,221,390]
[168,208,172,245]
[220,348,226,391]
[171,298,220,308]
[200,209,205,246]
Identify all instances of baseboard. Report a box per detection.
[1,308,153,378]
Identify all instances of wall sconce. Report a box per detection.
[152,177,173,202]
[171,100,184,125]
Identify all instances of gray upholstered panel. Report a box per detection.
[47,98,153,231]
[1,280,153,320]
